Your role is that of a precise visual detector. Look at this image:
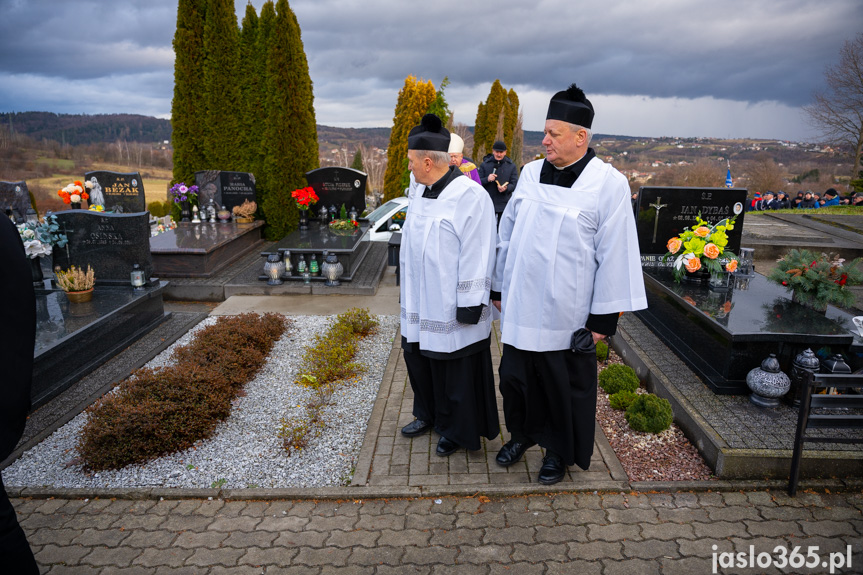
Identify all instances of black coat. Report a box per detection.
[0,216,36,461]
[477,154,519,212]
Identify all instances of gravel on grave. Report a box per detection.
[5,314,400,490]
[595,349,715,482]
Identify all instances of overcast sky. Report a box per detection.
[0,0,860,141]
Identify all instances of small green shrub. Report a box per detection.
[625,393,673,434]
[295,308,378,387]
[596,340,608,362]
[77,313,288,471]
[283,308,378,454]
[609,390,638,411]
[337,307,379,336]
[147,200,173,218]
[598,363,639,395]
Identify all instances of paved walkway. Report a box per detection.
[8,262,863,572]
[15,490,863,574]
[356,321,627,492]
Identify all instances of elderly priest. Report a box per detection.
[491,84,647,485]
[399,114,500,457]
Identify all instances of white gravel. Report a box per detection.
[4,314,399,489]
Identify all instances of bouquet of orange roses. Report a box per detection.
[57,181,89,206]
[662,214,739,283]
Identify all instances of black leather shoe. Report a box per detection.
[401,419,432,437]
[495,439,535,466]
[436,436,459,456]
[538,451,566,485]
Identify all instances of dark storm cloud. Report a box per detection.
[0,0,860,137]
[292,0,861,108]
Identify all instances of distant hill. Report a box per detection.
[0,112,173,145]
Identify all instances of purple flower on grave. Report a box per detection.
[169,182,199,203]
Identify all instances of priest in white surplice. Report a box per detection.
[399,114,500,457]
[491,84,647,485]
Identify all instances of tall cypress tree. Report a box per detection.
[472,102,486,161]
[350,149,365,172]
[382,76,436,202]
[253,1,276,210]
[260,0,318,240]
[202,0,242,170]
[171,0,207,186]
[238,3,259,175]
[472,80,519,160]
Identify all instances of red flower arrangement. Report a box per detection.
[57,181,89,205]
[291,186,319,211]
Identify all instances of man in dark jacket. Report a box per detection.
[0,216,39,573]
[478,140,518,226]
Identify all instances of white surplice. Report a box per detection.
[400,175,497,354]
[493,158,647,351]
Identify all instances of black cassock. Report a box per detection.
[402,337,498,451]
[496,151,620,470]
[401,167,499,450]
[0,216,39,574]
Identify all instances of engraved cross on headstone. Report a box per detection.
[650,197,668,244]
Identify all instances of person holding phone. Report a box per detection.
[478,140,518,227]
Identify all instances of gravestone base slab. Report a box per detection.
[32,281,170,409]
[150,220,265,278]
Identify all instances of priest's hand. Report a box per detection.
[592,331,606,344]
[492,300,501,312]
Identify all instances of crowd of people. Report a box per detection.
[749,188,863,211]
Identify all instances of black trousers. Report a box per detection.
[0,475,38,574]
[403,343,499,451]
[498,345,597,469]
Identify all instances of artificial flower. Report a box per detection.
[662,214,738,283]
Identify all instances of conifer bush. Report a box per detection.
[598,363,640,395]
[77,313,287,471]
[609,389,638,411]
[595,339,609,362]
[625,393,673,434]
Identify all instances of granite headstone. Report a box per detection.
[0,180,31,221]
[52,211,153,284]
[305,167,366,217]
[194,170,256,211]
[84,171,146,213]
[635,186,747,269]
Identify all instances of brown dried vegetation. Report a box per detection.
[77,313,288,471]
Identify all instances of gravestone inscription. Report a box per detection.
[53,211,153,284]
[194,170,256,211]
[84,171,146,213]
[635,186,747,269]
[305,167,366,217]
[0,180,31,221]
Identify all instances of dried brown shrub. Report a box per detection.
[77,313,288,471]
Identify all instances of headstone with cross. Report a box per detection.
[634,186,747,269]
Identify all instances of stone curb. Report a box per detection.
[10,476,861,501]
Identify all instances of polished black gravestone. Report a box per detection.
[150,220,265,277]
[84,171,146,213]
[32,281,169,408]
[262,220,371,282]
[195,170,257,212]
[636,270,856,394]
[635,186,747,269]
[52,211,153,284]
[305,167,366,216]
[0,180,30,221]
